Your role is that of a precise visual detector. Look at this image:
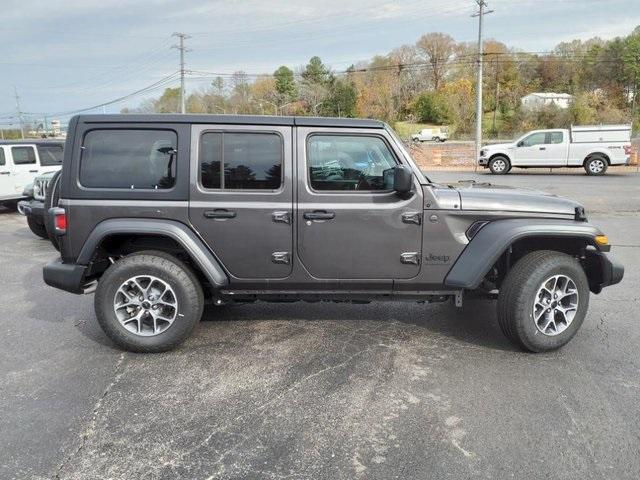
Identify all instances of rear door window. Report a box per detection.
[199,132,283,190]
[80,129,177,189]
[37,144,63,166]
[11,146,36,165]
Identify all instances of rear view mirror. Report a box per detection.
[393,165,413,194]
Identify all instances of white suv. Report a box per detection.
[0,140,63,207]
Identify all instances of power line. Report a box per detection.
[172,33,191,114]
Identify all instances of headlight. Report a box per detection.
[479,149,486,157]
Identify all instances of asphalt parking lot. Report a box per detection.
[1,171,639,480]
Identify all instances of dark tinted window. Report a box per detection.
[199,132,282,190]
[80,129,177,189]
[12,146,36,165]
[307,135,397,191]
[200,133,222,189]
[0,148,5,166]
[37,144,63,166]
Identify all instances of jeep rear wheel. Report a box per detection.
[95,250,204,353]
[497,250,589,352]
[488,156,510,175]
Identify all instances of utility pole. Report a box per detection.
[172,33,191,114]
[14,86,24,139]
[472,1,493,171]
[492,58,500,135]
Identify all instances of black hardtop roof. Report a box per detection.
[0,139,64,146]
[75,114,386,129]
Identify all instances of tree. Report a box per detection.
[323,77,357,117]
[273,65,296,100]
[302,56,332,85]
[416,33,456,90]
[412,91,449,124]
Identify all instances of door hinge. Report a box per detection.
[401,212,422,225]
[272,211,291,224]
[400,252,420,265]
[271,252,291,264]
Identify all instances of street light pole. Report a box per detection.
[472,1,493,171]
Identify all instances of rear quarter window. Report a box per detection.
[79,129,177,189]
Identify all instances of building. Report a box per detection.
[521,92,573,111]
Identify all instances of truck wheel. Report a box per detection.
[433,136,440,142]
[27,215,48,239]
[584,156,608,175]
[44,170,62,251]
[94,250,204,353]
[488,156,510,174]
[497,250,589,352]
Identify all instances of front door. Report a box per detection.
[189,124,293,280]
[0,147,13,199]
[9,145,39,195]
[513,132,549,166]
[296,127,423,280]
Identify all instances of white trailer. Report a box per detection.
[478,124,632,175]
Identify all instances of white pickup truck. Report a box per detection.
[478,124,632,175]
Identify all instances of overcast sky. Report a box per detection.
[1,0,638,126]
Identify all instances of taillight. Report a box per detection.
[624,145,632,155]
[50,207,67,235]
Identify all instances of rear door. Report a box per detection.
[513,132,548,166]
[543,131,567,165]
[296,127,423,281]
[189,124,293,280]
[0,147,13,199]
[8,145,39,195]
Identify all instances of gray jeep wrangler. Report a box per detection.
[43,114,623,353]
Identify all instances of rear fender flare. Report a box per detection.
[78,218,229,288]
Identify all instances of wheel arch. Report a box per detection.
[444,219,606,292]
[78,218,229,289]
[584,151,610,165]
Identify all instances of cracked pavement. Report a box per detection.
[1,171,639,479]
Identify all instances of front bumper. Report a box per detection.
[477,156,489,166]
[17,199,45,218]
[592,252,624,293]
[43,259,88,294]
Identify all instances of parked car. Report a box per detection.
[43,114,623,353]
[0,140,63,208]
[478,124,632,175]
[411,127,448,143]
[19,170,62,244]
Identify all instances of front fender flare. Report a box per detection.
[77,218,229,288]
[444,218,602,289]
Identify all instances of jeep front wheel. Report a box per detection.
[94,251,204,353]
[488,156,510,174]
[497,250,589,352]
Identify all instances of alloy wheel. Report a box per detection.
[532,274,579,336]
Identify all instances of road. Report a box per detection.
[1,171,638,480]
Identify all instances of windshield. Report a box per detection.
[385,126,430,183]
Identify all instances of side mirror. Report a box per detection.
[516,140,524,147]
[393,165,413,194]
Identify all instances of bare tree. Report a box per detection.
[416,32,456,90]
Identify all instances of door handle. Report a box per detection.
[29,169,38,173]
[303,210,335,221]
[539,147,546,150]
[203,209,236,219]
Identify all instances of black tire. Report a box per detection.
[94,250,204,353]
[27,215,48,239]
[497,250,590,352]
[43,171,62,251]
[584,155,608,175]
[488,155,510,175]
[433,136,440,142]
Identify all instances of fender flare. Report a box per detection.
[77,218,229,288]
[444,218,602,289]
